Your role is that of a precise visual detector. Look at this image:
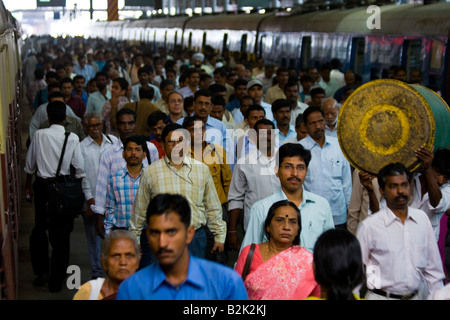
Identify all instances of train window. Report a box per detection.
[300,37,311,70]
[350,38,365,76]
[202,32,207,53]
[241,34,248,53]
[223,33,228,53]
[402,39,422,78]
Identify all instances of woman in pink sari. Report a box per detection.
[235,200,320,300]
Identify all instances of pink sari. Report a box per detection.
[243,245,320,300]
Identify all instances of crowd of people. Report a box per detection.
[21,35,450,300]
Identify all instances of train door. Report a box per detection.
[350,37,365,76]
[223,33,228,53]
[174,31,178,47]
[241,34,248,54]
[300,36,312,70]
[202,32,207,53]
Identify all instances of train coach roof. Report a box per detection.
[259,3,450,37]
[131,16,191,29]
[184,12,274,31]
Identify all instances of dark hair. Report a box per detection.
[310,87,326,97]
[233,78,248,90]
[299,74,313,84]
[276,143,312,168]
[160,79,174,90]
[147,110,169,127]
[209,83,227,94]
[432,149,450,179]
[377,162,412,190]
[313,229,365,300]
[284,81,299,91]
[116,107,136,123]
[47,100,66,123]
[45,71,58,80]
[60,77,73,86]
[182,115,204,130]
[303,106,324,125]
[271,99,291,113]
[138,66,152,76]
[211,94,226,107]
[123,134,147,150]
[245,104,265,119]
[295,113,304,128]
[194,88,212,101]
[113,77,129,92]
[264,200,301,246]
[161,123,183,143]
[47,90,64,101]
[139,86,155,100]
[146,193,191,228]
[254,119,275,131]
[34,67,45,80]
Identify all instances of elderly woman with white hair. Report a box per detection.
[73,230,140,300]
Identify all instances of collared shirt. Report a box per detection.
[73,90,88,107]
[227,148,280,230]
[116,255,248,300]
[264,84,286,105]
[177,85,198,99]
[29,102,81,139]
[299,135,352,225]
[25,124,85,179]
[131,82,161,103]
[80,133,118,201]
[232,101,274,124]
[187,143,232,205]
[85,90,112,114]
[105,165,145,236]
[129,156,226,243]
[241,188,334,253]
[325,124,338,137]
[73,64,95,85]
[410,175,450,241]
[356,206,445,295]
[92,139,159,215]
[276,124,297,143]
[65,95,86,119]
[290,100,309,127]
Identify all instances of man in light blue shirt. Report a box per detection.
[130,66,161,103]
[116,194,248,300]
[299,106,352,228]
[73,55,95,85]
[241,143,334,253]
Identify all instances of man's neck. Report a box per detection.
[127,163,143,179]
[161,250,190,287]
[277,123,290,135]
[93,135,103,146]
[389,206,409,224]
[312,136,325,148]
[281,186,303,207]
[169,113,183,123]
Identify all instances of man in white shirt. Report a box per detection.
[283,81,308,127]
[80,112,118,279]
[321,97,340,137]
[357,162,445,300]
[25,101,86,293]
[227,119,280,251]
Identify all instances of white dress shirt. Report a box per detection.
[357,206,445,296]
[410,175,450,241]
[80,133,118,201]
[227,148,280,230]
[25,124,85,179]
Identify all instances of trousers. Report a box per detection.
[29,179,75,287]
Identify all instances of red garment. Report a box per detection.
[150,138,165,159]
[66,95,86,119]
[235,244,320,300]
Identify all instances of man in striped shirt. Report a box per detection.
[104,136,147,237]
[129,123,226,263]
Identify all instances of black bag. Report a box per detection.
[48,132,84,217]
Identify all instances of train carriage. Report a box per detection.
[0,1,23,300]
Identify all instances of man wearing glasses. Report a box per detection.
[129,123,226,265]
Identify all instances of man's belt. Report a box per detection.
[371,289,418,300]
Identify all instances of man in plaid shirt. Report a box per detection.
[104,135,148,237]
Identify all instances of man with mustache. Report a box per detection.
[240,143,334,253]
[357,162,445,300]
[272,99,296,143]
[299,106,352,229]
[117,194,247,300]
[321,97,340,137]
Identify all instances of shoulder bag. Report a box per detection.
[241,243,256,281]
[47,131,85,217]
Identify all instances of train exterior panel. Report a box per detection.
[0,1,23,300]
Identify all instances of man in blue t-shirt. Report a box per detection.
[116,193,248,300]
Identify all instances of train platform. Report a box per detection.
[17,99,92,300]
